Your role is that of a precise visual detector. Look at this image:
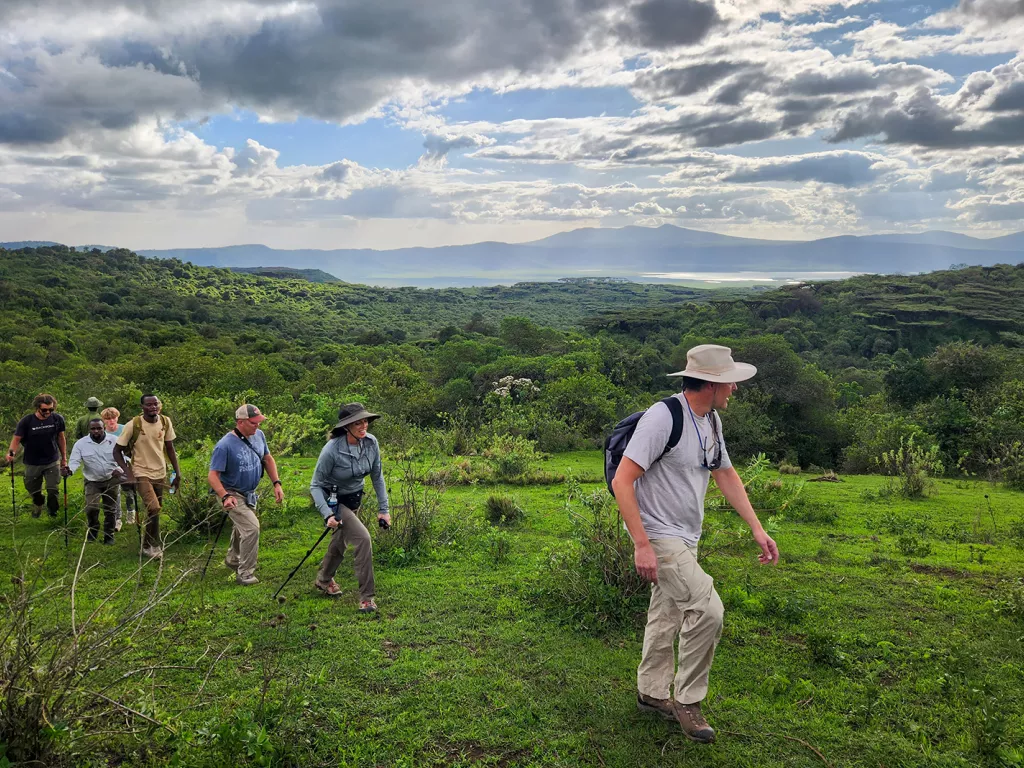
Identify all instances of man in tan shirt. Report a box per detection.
[113,394,181,558]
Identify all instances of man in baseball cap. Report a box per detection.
[611,344,779,744]
[76,396,105,440]
[207,404,284,585]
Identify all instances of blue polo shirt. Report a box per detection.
[209,430,268,505]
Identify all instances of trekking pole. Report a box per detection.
[63,475,69,548]
[9,460,16,522]
[200,506,232,579]
[273,516,336,600]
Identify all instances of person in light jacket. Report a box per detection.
[309,403,390,612]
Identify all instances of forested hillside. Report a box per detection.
[2,245,1023,483]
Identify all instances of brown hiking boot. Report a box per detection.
[674,701,715,743]
[636,693,676,721]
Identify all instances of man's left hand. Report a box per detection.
[273,484,285,504]
[378,512,391,529]
[753,530,779,565]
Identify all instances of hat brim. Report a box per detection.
[333,411,379,430]
[667,362,757,383]
[250,414,267,423]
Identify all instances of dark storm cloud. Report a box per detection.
[788,63,937,96]
[988,81,1024,110]
[726,152,882,186]
[616,0,722,49]
[633,61,747,99]
[956,0,1024,21]
[4,0,684,145]
[829,86,1024,147]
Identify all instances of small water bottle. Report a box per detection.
[327,485,338,517]
[168,470,177,494]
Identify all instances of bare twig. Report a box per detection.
[720,730,833,768]
[85,690,174,732]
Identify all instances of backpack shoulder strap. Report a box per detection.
[160,415,171,436]
[128,415,143,451]
[661,396,685,454]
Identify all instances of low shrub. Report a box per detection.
[484,528,515,564]
[778,461,801,475]
[987,441,1024,491]
[805,628,848,668]
[536,475,649,633]
[373,449,445,567]
[989,579,1024,621]
[877,435,943,499]
[485,494,525,526]
[168,447,220,537]
[483,434,540,482]
[787,501,840,525]
[896,533,933,558]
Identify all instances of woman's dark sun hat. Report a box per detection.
[334,402,379,431]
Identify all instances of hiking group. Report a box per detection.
[3,344,780,733]
[4,394,388,614]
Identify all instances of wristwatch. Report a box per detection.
[221,494,231,503]
[272,480,282,486]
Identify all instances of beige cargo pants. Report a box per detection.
[223,494,261,580]
[637,538,724,705]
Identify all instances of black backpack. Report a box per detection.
[604,397,685,496]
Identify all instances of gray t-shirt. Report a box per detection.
[622,394,732,546]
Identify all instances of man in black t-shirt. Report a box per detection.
[5,393,68,518]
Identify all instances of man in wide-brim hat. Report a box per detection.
[611,344,779,744]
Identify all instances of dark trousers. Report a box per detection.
[85,477,119,539]
[24,462,60,516]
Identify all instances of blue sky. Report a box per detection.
[1,0,1022,249]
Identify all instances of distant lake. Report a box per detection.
[642,270,866,285]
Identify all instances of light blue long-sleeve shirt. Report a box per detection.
[309,433,389,520]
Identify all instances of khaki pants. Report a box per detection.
[317,504,375,601]
[24,461,60,515]
[84,477,119,538]
[135,476,167,549]
[637,539,724,705]
[223,494,260,579]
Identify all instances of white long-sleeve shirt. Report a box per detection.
[68,434,121,482]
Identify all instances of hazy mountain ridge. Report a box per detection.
[4,224,1023,286]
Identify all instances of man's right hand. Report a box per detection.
[222,495,237,510]
[120,470,135,485]
[635,543,659,585]
[326,515,341,529]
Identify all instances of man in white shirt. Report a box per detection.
[64,418,123,544]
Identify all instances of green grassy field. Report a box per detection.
[2,452,1023,767]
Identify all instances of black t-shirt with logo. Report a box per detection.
[14,413,66,466]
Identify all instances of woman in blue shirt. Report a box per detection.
[309,403,390,612]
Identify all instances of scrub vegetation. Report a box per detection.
[1,245,1024,765]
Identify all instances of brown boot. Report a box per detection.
[674,701,715,743]
[636,693,676,721]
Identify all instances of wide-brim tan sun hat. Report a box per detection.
[667,344,757,383]
[333,402,380,431]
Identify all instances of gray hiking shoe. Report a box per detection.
[236,573,259,586]
[675,702,716,744]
